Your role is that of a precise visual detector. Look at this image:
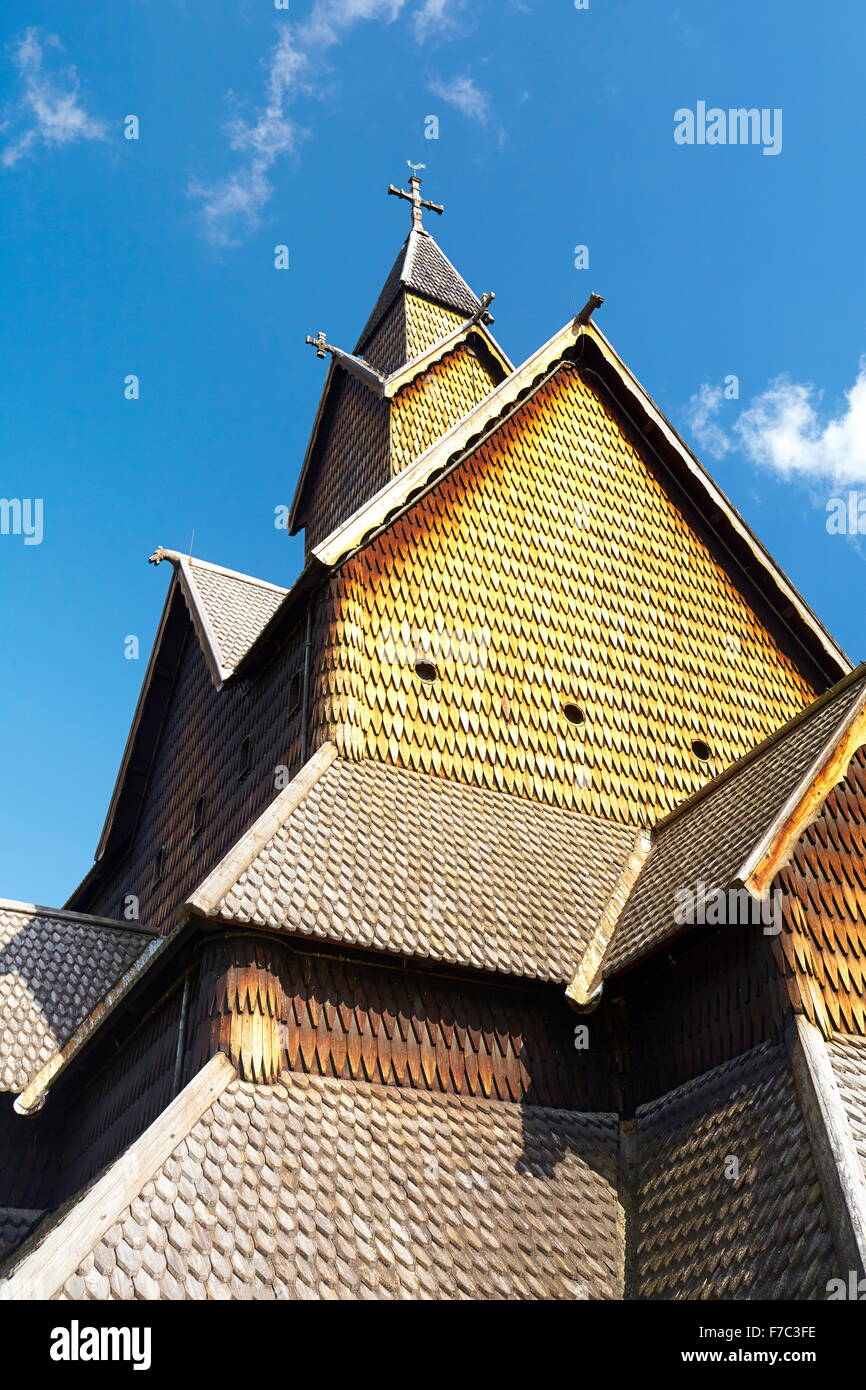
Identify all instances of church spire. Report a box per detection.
[354,166,483,372]
[288,171,510,546]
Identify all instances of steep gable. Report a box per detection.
[290,215,508,550]
[389,337,504,472]
[601,669,866,977]
[311,358,830,824]
[68,558,315,935]
[0,901,155,1095]
[292,322,508,550]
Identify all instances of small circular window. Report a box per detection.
[691,738,712,762]
[564,703,585,727]
[415,659,438,683]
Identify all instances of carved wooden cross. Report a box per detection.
[387,171,444,232]
[305,331,331,359]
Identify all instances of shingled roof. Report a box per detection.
[187,744,641,985]
[631,1041,838,1300]
[0,900,156,1095]
[603,667,866,977]
[289,314,510,541]
[355,228,482,357]
[149,549,288,687]
[1,1054,623,1300]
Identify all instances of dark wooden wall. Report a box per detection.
[186,934,614,1110]
[81,613,308,936]
[609,920,790,1114]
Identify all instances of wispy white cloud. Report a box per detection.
[2,28,106,169]
[193,0,461,245]
[686,362,866,485]
[302,0,407,49]
[414,0,461,41]
[427,73,490,123]
[685,382,731,460]
[190,29,309,246]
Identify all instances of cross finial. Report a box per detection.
[305,331,331,359]
[387,163,444,233]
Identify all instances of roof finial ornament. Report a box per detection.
[470,291,496,326]
[387,163,444,234]
[574,292,604,326]
[305,331,332,359]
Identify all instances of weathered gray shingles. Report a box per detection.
[606,675,866,974]
[355,229,479,356]
[59,1071,622,1301]
[187,561,286,675]
[827,1032,866,1177]
[0,906,151,1093]
[633,1043,837,1300]
[210,757,639,984]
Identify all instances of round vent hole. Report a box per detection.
[691,738,712,762]
[564,703,585,727]
[415,659,438,684]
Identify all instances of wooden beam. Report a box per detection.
[1,1053,236,1301]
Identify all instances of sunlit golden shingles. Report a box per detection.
[773,746,866,1035]
[404,294,465,359]
[364,294,464,375]
[314,364,816,825]
[390,342,500,474]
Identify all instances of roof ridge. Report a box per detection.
[148,548,289,689]
[185,742,338,917]
[0,897,157,937]
[14,933,167,1114]
[600,665,866,983]
[355,228,481,355]
[313,317,574,567]
[383,318,513,397]
[151,548,288,595]
[790,1016,866,1272]
[406,227,478,300]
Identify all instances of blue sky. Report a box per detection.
[2,0,866,907]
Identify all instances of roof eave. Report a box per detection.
[740,690,866,896]
[288,357,338,535]
[383,320,512,398]
[86,569,186,867]
[151,550,233,688]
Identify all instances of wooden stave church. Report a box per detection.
[1,177,866,1301]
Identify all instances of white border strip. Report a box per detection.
[789,1017,866,1275]
[738,690,866,891]
[15,936,166,1114]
